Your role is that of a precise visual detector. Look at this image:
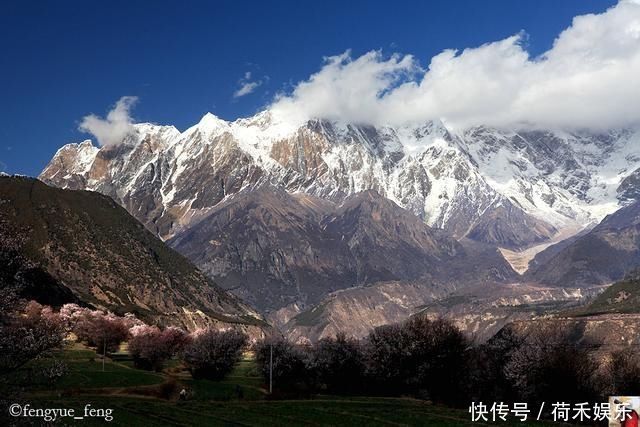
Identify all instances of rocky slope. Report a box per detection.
[527,200,640,287]
[487,270,640,356]
[37,109,640,341]
[169,187,517,312]
[565,270,640,316]
[0,176,264,331]
[282,195,640,342]
[494,314,640,357]
[283,281,597,343]
[40,111,640,252]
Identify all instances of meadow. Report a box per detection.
[10,343,563,426]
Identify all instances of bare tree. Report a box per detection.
[364,316,469,404]
[310,332,365,394]
[183,328,247,380]
[600,351,640,396]
[504,323,599,404]
[255,337,309,392]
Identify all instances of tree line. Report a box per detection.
[3,296,639,413]
[254,316,640,408]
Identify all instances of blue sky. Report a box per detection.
[0,0,618,176]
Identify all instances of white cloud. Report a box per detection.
[234,81,261,98]
[79,96,138,146]
[271,0,640,131]
[233,71,263,98]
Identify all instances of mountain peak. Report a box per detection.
[191,112,229,136]
[39,109,640,249]
[200,112,228,126]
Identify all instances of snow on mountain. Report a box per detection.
[39,109,640,250]
[464,127,639,227]
[45,140,99,178]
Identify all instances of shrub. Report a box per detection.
[183,329,247,380]
[129,326,188,371]
[467,325,523,402]
[71,309,128,354]
[59,303,89,328]
[0,294,67,417]
[311,333,365,394]
[0,299,66,376]
[255,338,309,392]
[365,316,469,404]
[504,324,599,404]
[600,351,640,396]
[364,323,411,393]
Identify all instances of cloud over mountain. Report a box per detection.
[79,96,138,146]
[271,0,640,131]
[234,71,263,98]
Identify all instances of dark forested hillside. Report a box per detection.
[0,176,263,330]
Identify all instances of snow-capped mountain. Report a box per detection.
[40,109,640,251]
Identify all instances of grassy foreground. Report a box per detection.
[15,344,558,426]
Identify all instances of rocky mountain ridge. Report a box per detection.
[40,110,640,251]
[527,199,640,287]
[37,109,640,341]
[168,187,517,312]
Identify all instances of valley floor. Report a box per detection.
[498,226,583,274]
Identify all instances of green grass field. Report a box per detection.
[15,344,560,426]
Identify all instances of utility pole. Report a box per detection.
[269,342,273,394]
